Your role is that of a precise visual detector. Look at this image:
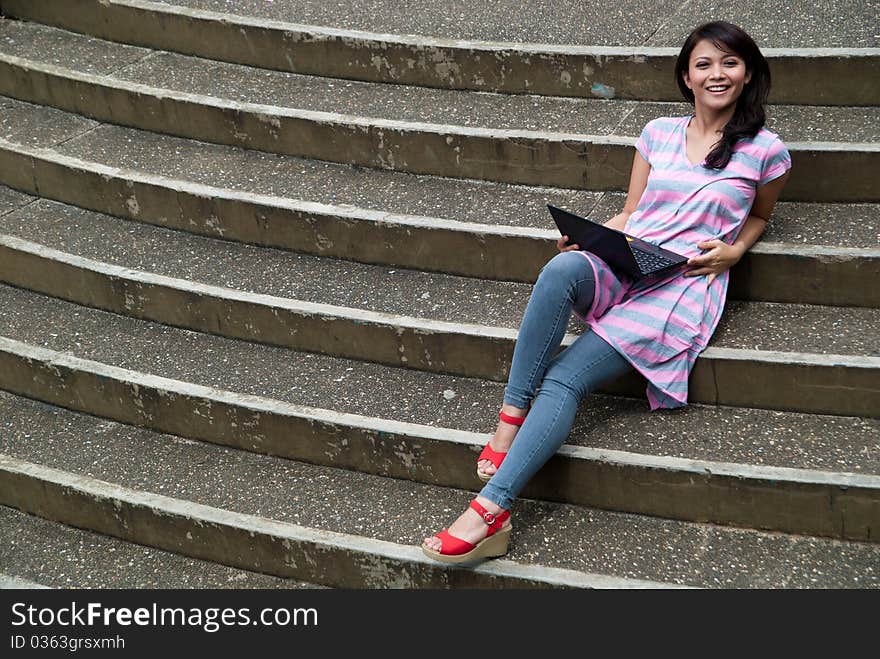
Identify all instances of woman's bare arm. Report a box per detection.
[605,151,651,231]
[685,171,790,282]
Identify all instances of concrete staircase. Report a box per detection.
[0,0,877,588]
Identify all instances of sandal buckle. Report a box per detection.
[482,511,496,525]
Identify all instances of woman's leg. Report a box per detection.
[425,331,632,552]
[480,331,631,510]
[504,251,598,408]
[479,251,597,478]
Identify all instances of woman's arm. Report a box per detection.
[605,152,651,231]
[557,151,651,252]
[685,171,790,283]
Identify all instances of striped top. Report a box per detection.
[577,115,791,409]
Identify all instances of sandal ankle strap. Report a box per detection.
[499,410,527,426]
[469,499,510,532]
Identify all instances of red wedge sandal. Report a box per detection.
[476,409,527,482]
[421,499,512,564]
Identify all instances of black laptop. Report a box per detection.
[547,204,689,281]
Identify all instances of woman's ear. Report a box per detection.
[744,70,753,85]
[682,71,692,89]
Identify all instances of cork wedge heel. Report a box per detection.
[422,499,512,564]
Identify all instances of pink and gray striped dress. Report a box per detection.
[577,115,792,409]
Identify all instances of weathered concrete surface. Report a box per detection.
[158,0,880,49]
[0,454,680,588]
[2,421,879,586]
[0,140,561,284]
[1,15,874,143]
[0,137,877,306]
[0,234,518,381]
[0,573,49,589]
[0,52,629,190]
[0,47,876,200]
[0,182,33,215]
[728,243,880,308]
[644,0,880,48]
[710,300,880,357]
[2,0,877,104]
[1,285,876,476]
[0,2,877,584]
[0,9,151,73]
[1,231,878,415]
[0,198,533,329]
[781,143,880,203]
[0,97,609,230]
[1,347,877,542]
[601,345,880,419]
[0,95,97,149]
[1,197,878,354]
[1,506,326,588]
[692,347,880,418]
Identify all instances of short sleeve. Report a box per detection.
[634,121,654,163]
[759,137,792,186]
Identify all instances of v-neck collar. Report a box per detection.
[680,115,706,169]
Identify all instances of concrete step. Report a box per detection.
[2,0,877,105]
[0,397,679,589]
[0,288,877,539]
[1,1,876,592]
[0,201,877,416]
[3,197,879,354]
[5,107,877,244]
[0,182,33,215]
[0,95,98,148]
[0,102,877,304]
[0,21,876,200]
[1,392,877,587]
[0,574,49,588]
[0,505,326,589]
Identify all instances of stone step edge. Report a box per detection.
[2,138,878,309]
[3,233,879,418]
[1,336,877,542]
[2,233,878,417]
[0,573,51,589]
[0,54,875,201]
[2,0,878,105]
[0,454,687,589]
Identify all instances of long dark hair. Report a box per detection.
[674,21,771,169]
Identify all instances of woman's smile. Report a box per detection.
[683,39,751,109]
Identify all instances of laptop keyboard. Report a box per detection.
[631,247,676,273]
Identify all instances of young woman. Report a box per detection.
[422,21,792,564]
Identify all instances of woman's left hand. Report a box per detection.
[685,239,745,285]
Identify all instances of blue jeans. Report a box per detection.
[480,251,632,510]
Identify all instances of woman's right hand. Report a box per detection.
[556,235,580,253]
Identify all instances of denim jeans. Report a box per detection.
[480,251,632,510]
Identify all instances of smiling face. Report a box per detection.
[682,39,752,112]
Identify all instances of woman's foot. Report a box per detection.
[477,404,528,480]
[422,496,511,559]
